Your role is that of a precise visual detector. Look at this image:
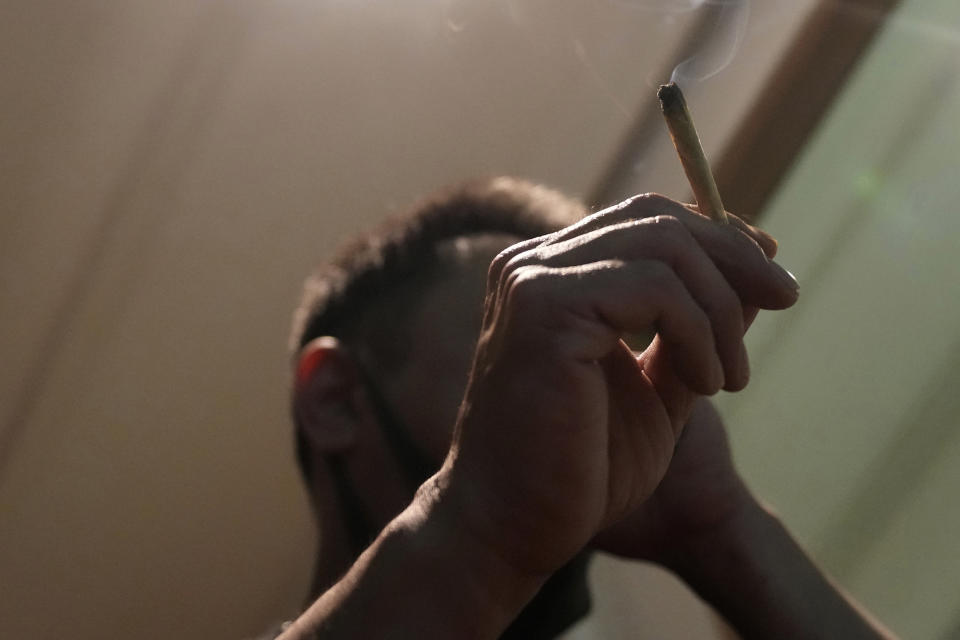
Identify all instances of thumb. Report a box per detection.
[637,336,701,436]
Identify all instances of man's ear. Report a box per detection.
[293,336,363,454]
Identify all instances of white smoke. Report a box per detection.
[670,0,750,86]
[607,0,750,86]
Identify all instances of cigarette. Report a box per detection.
[657,82,728,224]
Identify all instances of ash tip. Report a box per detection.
[657,82,686,111]
[657,81,677,96]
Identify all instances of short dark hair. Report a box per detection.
[289,177,586,483]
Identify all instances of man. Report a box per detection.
[280,177,895,638]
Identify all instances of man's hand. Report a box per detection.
[430,193,798,581]
[592,397,751,566]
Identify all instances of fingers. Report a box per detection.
[500,260,724,395]
[489,193,796,311]
[529,193,775,259]
[483,230,555,331]
[500,216,748,390]
[483,192,797,399]
[637,305,760,425]
[611,196,796,309]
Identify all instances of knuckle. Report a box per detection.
[503,265,549,311]
[648,214,690,239]
[505,249,538,273]
[621,192,673,218]
[577,207,617,230]
[640,260,679,297]
[498,249,540,290]
[636,192,672,205]
[640,215,696,261]
[588,192,673,227]
[487,246,518,283]
[705,288,743,333]
[641,262,711,330]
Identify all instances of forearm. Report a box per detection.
[278,481,546,640]
[672,495,897,640]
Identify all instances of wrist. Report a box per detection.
[394,471,549,635]
[661,494,896,639]
[664,489,770,579]
[286,473,548,640]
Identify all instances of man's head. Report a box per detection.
[290,177,584,501]
[289,177,591,635]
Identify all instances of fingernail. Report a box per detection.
[757,231,778,257]
[772,263,799,291]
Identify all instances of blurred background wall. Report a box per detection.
[1,1,957,638]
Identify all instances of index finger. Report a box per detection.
[547,194,777,259]
[548,194,798,310]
